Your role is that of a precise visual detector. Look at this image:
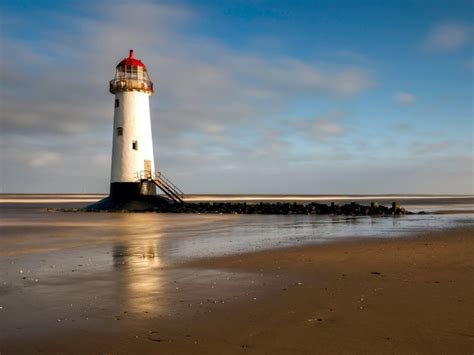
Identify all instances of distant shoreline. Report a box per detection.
[1,193,473,202]
[1,193,472,197]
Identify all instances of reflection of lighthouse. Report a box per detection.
[86,50,183,210]
[113,241,164,314]
[110,214,166,314]
[109,50,156,199]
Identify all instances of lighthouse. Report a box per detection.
[109,49,156,199]
[86,50,183,210]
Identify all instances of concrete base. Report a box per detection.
[110,182,156,200]
[83,182,169,211]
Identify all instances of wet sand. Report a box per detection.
[2,226,473,354]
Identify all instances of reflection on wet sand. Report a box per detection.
[112,217,165,315]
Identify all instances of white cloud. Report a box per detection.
[1,2,375,142]
[426,22,471,51]
[394,91,416,106]
[314,119,346,136]
[411,140,456,155]
[28,152,61,168]
[330,68,374,97]
[292,112,348,140]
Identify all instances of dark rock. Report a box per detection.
[70,198,412,216]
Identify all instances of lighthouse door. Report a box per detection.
[144,160,152,179]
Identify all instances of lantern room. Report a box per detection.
[109,50,154,95]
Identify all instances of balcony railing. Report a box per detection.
[109,78,154,94]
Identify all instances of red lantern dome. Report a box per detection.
[109,49,153,95]
[116,50,146,68]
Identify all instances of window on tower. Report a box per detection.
[132,141,138,150]
[117,127,123,136]
[115,99,119,108]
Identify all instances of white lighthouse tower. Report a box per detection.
[95,49,183,207]
[85,50,183,210]
[108,49,156,199]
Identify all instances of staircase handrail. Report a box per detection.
[154,172,184,197]
[136,170,184,202]
[152,177,183,203]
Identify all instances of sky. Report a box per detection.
[0,0,473,194]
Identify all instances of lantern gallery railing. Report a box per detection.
[109,79,154,94]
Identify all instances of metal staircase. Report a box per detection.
[138,171,184,203]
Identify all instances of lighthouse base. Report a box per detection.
[83,182,172,211]
[110,182,156,200]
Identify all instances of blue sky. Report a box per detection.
[1,0,473,194]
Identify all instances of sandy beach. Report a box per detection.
[1,223,472,354]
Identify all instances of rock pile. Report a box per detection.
[130,201,411,215]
